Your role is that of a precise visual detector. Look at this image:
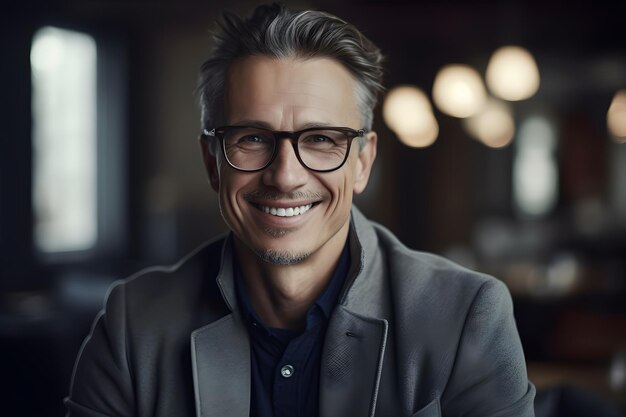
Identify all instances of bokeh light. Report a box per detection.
[432,64,487,118]
[607,89,626,143]
[486,46,540,101]
[513,117,558,217]
[383,85,439,148]
[463,98,515,148]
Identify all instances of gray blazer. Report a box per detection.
[66,207,535,417]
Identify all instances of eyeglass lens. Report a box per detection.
[222,127,351,171]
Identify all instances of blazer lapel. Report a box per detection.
[191,313,250,417]
[319,305,388,417]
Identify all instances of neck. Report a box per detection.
[235,221,349,331]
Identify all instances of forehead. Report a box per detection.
[224,56,360,128]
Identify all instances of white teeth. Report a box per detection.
[259,203,313,217]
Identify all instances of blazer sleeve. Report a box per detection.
[441,279,536,417]
[65,281,135,417]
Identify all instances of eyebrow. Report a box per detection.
[299,121,333,129]
[231,120,335,130]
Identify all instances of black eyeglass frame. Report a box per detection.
[200,126,366,173]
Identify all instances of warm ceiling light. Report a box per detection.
[463,98,515,148]
[432,64,487,118]
[607,89,626,143]
[486,46,540,101]
[396,114,439,148]
[383,85,439,148]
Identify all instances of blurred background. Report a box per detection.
[1,0,625,415]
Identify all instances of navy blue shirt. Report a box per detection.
[233,242,350,417]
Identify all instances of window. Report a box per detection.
[31,27,98,253]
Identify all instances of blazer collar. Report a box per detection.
[215,234,238,312]
[319,305,388,417]
[341,206,390,319]
[191,234,251,417]
[191,312,250,417]
[320,207,390,417]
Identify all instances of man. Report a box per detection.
[66,3,535,417]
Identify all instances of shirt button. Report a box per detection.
[280,364,295,378]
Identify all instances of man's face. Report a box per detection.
[202,56,377,265]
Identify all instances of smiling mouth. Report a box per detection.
[252,203,315,217]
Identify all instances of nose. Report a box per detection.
[262,139,308,192]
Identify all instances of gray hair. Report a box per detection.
[197,3,384,154]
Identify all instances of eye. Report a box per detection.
[303,134,336,145]
[235,133,274,146]
[239,135,263,142]
[312,135,330,142]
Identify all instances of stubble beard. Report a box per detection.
[257,226,310,265]
[258,249,310,265]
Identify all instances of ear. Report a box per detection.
[199,138,220,192]
[353,131,377,194]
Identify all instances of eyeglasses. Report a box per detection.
[201,126,365,172]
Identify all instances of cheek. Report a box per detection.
[324,170,357,214]
[340,156,360,194]
[216,172,239,212]
[217,170,258,215]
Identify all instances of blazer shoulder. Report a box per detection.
[103,235,228,324]
[125,235,224,288]
[373,221,494,291]
[370,221,512,339]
